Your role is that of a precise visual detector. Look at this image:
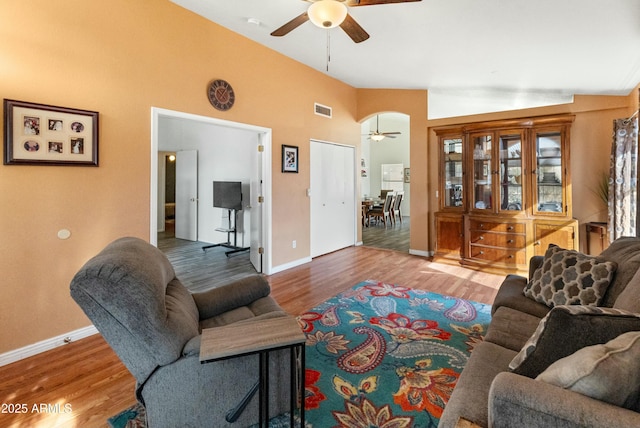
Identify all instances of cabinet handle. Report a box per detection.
[534,241,540,246]
[507,239,514,243]
[479,251,484,255]
[507,226,514,231]
[478,236,484,240]
[508,255,514,259]
[479,223,484,228]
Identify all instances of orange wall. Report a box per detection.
[0,0,361,353]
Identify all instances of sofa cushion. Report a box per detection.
[599,237,640,307]
[614,266,640,313]
[484,306,542,351]
[438,341,518,428]
[536,331,640,410]
[491,274,551,318]
[508,305,640,378]
[523,245,617,308]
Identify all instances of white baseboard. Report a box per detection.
[270,256,312,274]
[0,325,98,367]
[410,248,432,257]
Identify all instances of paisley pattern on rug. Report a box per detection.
[299,280,492,428]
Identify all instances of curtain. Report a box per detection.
[608,115,639,241]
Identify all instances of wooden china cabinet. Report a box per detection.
[434,115,578,276]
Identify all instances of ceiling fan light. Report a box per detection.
[308,0,348,29]
[370,134,385,141]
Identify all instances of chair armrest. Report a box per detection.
[529,256,544,280]
[192,275,271,320]
[489,372,640,428]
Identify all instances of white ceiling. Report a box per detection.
[171,0,640,119]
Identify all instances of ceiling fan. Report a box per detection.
[366,115,401,141]
[271,0,422,43]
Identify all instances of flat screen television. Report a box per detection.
[213,181,243,211]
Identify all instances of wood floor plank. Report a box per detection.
[0,238,505,427]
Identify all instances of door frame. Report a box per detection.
[149,107,274,274]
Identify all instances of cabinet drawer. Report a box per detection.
[470,231,526,248]
[469,245,526,265]
[469,220,525,234]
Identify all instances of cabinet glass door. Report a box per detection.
[499,132,524,212]
[535,131,563,214]
[443,137,463,208]
[472,134,492,210]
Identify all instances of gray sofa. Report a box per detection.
[70,237,292,427]
[439,237,640,428]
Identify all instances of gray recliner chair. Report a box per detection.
[70,237,292,427]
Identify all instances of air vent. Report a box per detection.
[314,103,332,118]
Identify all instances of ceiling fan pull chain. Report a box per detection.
[326,30,331,72]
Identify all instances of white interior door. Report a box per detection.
[175,150,198,241]
[311,141,356,257]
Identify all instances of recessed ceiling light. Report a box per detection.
[247,18,261,26]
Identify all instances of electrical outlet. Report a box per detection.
[292,240,297,249]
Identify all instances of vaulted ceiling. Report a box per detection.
[171,0,640,118]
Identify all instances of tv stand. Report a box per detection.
[202,209,249,257]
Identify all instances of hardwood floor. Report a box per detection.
[0,239,504,428]
[362,215,409,252]
[158,234,258,293]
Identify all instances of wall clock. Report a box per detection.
[207,79,235,111]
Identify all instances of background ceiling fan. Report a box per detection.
[271,0,422,43]
[366,115,402,141]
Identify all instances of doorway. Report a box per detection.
[150,108,273,274]
[160,152,176,237]
[361,112,411,252]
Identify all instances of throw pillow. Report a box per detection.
[508,305,640,378]
[523,245,617,308]
[536,331,640,409]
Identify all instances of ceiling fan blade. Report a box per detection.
[384,135,397,138]
[271,12,309,37]
[382,132,401,135]
[339,13,369,43]
[346,0,421,6]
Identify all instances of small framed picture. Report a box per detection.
[282,144,298,173]
[4,99,98,166]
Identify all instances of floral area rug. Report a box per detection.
[108,402,145,428]
[300,280,492,428]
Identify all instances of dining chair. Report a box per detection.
[361,202,370,227]
[380,189,393,200]
[368,192,394,227]
[391,191,404,224]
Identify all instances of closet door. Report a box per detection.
[311,141,356,258]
